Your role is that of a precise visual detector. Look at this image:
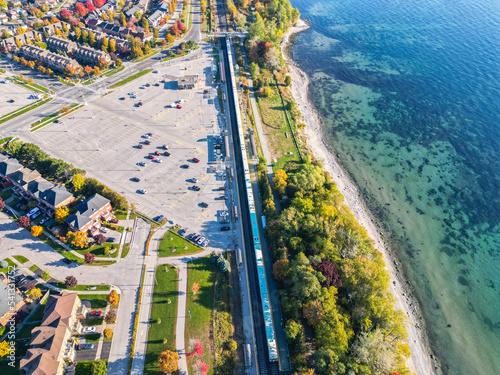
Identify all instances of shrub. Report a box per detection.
[103,328,112,338]
[105,310,116,323]
[65,275,78,288]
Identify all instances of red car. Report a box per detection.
[176,104,182,109]
[192,158,200,163]
[89,310,102,317]
[110,218,119,224]
[148,155,155,159]
[155,151,161,155]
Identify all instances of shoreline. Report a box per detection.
[280,19,440,375]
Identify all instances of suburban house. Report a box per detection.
[75,45,112,65]
[66,193,112,235]
[0,277,27,328]
[38,184,76,211]
[20,44,80,71]
[46,36,78,55]
[148,10,165,27]
[26,177,55,201]
[0,14,9,24]
[20,292,88,375]
[6,10,19,21]
[0,30,43,53]
[9,168,42,191]
[42,21,69,37]
[0,156,24,179]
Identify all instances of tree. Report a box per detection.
[315,260,342,288]
[74,2,88,18]
[31,226,43,237]
[158,350,179,374]
[86,1,95,12]
[93,0,106,7]
[17,216,30,228]
[130,46,143,58]
[55,206,70,223]
[109,38,116,53]
[72,174,84,192]
[88,30,97,46]
[100,36,108,52]
[84,252,95,264]
[107,290,119,306]
[94,234,106,245]
[262,86,273,97]
[192,282,199,294]
[114,58,122,67]
[65,275,78,288]
[272,259,290,284]
[0,198,5,210]
[351,329,400,375]
[0,341,10,359]
[68,231,88,249]
[303,300,324,327]
[103,328,112,338]
[62,22,69,34]
[91,359,107,375]
[142,17,149,34]
[30,288,42,300]
[153,27,159,38]
[166,34,175,43]
[120,12,126,27]
[105,310,116,323]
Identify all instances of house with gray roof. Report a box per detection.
[0,157,24,179]
[66,193,112,235]
[39,185,76,211]
[26,177,54,200]
[9,168,41,190]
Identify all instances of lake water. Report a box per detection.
[288,0,500,374]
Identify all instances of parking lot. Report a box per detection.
[23,54,233,247]
[0,79,39,118]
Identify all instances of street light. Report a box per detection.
[188,310,191,318]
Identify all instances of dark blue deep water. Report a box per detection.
[288,0,500,374]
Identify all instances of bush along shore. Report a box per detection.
[230,0,414,373]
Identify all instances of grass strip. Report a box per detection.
[143,264,178,374]
[185,257,217,375]
[132,49,161,63]
[0,258,16,273]
[109,69,153,88]
[13,255,29,264]
[0,97,52,125]
[121,243,131,258]
[30,103,83,132]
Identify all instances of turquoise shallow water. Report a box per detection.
[288,0,500,374]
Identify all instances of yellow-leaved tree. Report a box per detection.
[0,340,10,359]
[66,231,88,249]
[106,290,119,307]
[72,174,84,192]
[31,226,43,237]
[158,350,179,374]
[55,206,70,223]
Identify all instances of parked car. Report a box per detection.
[89,311,102,317]
[218,186,227,191]
[153,70,159,73]
[176,104,182,109]
[62,258,72,265]
[181,164,189,169]
[138,144,144,149]
[202,239,210,247]
[142,134,151,138]
[197,237,205,245]
[138,162,146,166]
[220,196,228,200]
[39,217,49,225]
[139,189,148,194]
[119,97,125,100]
[191,178,198,183]
[110,218,119,223]
[163,151,170,156]
[31,211,42,220]
[144,140,151,145]
[83,326,96,333]
[200,202,208,208]
[154,83,160,86]
[148,155,155,159]
[221,226,230,231]
[192,185,200,191]
[132,177,140,182]
[155,151,161,155]
[145,83,151,87]
[192,158,200,163]
[179,228,189,236]
[154,158,162,163]
[107,237,116,243]
[153,215,164,222]
[78,344,94,350]
[100,227,110,233]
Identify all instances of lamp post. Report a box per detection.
[188,310,191,318]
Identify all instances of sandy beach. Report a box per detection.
[280,19,441,375]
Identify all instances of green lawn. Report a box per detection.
[0,258,17,273]
[27,299,47,322]
[84,317,104,326]
[121,243,131,258]
[78,294,109,309]
[109,69,153,88]
[77,333,101,342]
[13,255,29,264]
[186,257,217,375]
[16,323,38,339]
[0,97,52,125]
[144,265,179,375]
[114,209,129,220]
[0,189,13,200]
[53,282,111,292]
[29,264,38,273]
[76,243,119,258]
[158,230,202,257]
[75,360,107,375]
